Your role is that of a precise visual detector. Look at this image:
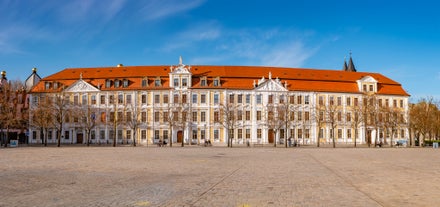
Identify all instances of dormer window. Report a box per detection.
[45,82,51,90]
[123,79,129,88]
[155,77,161,87]
[213,77,220,87]
[141,78,148,87]
[114,79,120,88]
[369,85,373,92]
[106,80,112,88]
[200,77,207,86]
[53,82,58,90]
[363,84,367,92]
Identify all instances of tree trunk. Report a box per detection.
[133,131,136,147]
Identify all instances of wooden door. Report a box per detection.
[268,129,274,143]
[177,131,183,143]
[77,133,83,144]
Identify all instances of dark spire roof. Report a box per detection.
[342,56,348,71]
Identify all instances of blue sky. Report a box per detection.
[0,0,439,101]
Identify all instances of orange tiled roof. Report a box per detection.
[31,65,409,96]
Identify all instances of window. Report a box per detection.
[305,95,310,104]
[114,80,120,88]
[237,94,243,104]
[141,130,146,140]
[318,128,323,139]
[246,111,250,121]
[193,130,198,140]
[163,94,168,103]
[369,85,373,92]
[379,99,383,107]
[154,94,160,104]
[142,79,148,87]
[100,130,105,139]
[290,95,295,104]
[174,78,179,87]
[346,112,351,122]
[214,94,219,104]
[305,111,310,121]
[329,96,334,105]
[319,96,324,105]
[246,94,251,104]
[257,129,262,139]
[154,130,160,140]
[338,129,342,138]
[256,111,261,120]
[163,112,168,121]
[298,129,302,139]
[154,112,160,122]
[305,129,310,139]
[363,84,367,92]
[100,95,106,105]
[229,94,234,103]
[400,100,404,108]
[238,129,243,139]
[246,129,251,139]
[200,78,207,86]
[123,79,129,88]
[182,78,188,87]
[126,94,132,104]
[201,94,206,104]
[354,98,358,106]
[163,130,168,140]
[298,111,302,121]
[192,112,197,122]
[126,112,132,122]
[213,78,220,86]
[214,129,219,140]
[100,112,106,122]
[319,111,323,121]
[74,95,79,105]
[82,95,87,105]
[118,94,123,104]
[297,95,302,104]
[192,94,198,104]
[53,82,58,90]
[126,130,131,141]
[201,111,206,122]
[346,97,351,106]
[268,95,273,104]
[142,94,147,104]
[337,112,342,121]
[141,112,147,122]
[337,97,342,106]
[290,112,295,121]
[280,129,285,139]
[182,94,187,103]
[256,94,262,104]
[109,95,114,104]
[214,111,219,122]
[106,80,112,88]
[155,79,161,86]
[173,94,179,103]
[91,95,96,105]
[385,99,389,107]
[280,95,285,104]
[393,100,397,107]
[237,110,243,121]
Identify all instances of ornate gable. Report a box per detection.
[254,72,288,92]
[64,79,99,93]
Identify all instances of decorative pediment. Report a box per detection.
[255,79,288,92]
[64,79,99,93]
[358,76,377,83]
[170,56,192,75]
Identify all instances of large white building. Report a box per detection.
[28,57,409,146]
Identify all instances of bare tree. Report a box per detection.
[50,92,72,147]
[30,97,53,146]
[266,101,286,147]
[0,79,26,147]
[125,103,142,147]
[76,104,97,146]
[409,97,438,146]
[217,94,241,148]
[350,103,364,147]
[323,98,339,148]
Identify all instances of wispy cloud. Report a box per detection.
[141,0,205,21]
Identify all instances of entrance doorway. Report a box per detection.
[177,131,183,143]
[268,129,274,143]
[77,133,83,144]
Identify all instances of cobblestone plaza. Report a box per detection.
[1,146,438,207]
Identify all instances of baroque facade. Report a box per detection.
[28,57,410,146]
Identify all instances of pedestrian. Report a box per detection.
[288,137,292,147]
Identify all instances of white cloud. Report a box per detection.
[262,41,319,67]
[141,0,205,21]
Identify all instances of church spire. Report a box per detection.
[343,51,357,72]
[342,56,348,71]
